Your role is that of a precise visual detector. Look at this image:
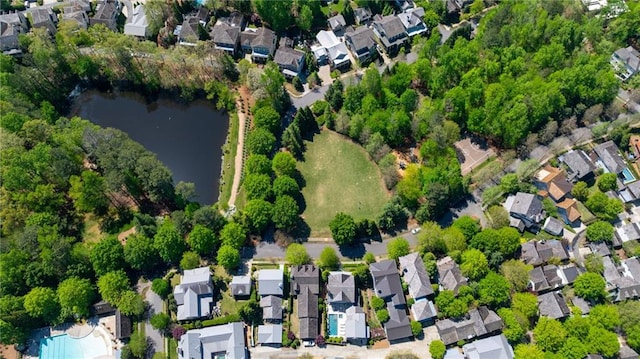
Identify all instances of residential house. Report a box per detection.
[398,7,427,37]
[173,267,214,321]
[65,0,91,12]
[619,181,640,203]
[593,140,627,176]
[0,12,28,54]
[260,295,283,322]
[620,345,640,359]
[529,264,580,293]
[590,241,611,257]
[124,5,149,38]
[354,7,372,25]
[437,256,468,294]
[436,307,503,346]
[411,299,437,324]
[543,217,565,236]
[177,322,246,359]
[446,0,472,14]
[177,17,202,45]
[603,256,640,302]
[291,265,320,341]
[90,0,120,31]
[611,46,640,81]
[345,26,377,62]
[327,271,356,307]
[395,0,414,12]
[561,150,596,183]
[614,222,640,247]
[91,301,131,340]
[62,11,89,29]
[258,269,284,297]
[210,22,240,55]
[257,324,282,347]
[372,15,407,54]
[370,260,412,342]
[345,306,368,345]
[399,252,434,300]
[240,27,277,63]
[504,192,544,231]
[556,198,582,225]
[274,47,305,78]
[218,11,245,30]
[30,8,57,35]
[521,239,569,266]
[230,275,251,298]
[460,334,515,359]
[535,166,573,203]
[315,30,351,69]
[572,296,591,314]
[327,14,346,32]
[582,0,609,11]
[538,291,570,320]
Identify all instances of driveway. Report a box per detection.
[291,84,330,109]
[137,279,165,356]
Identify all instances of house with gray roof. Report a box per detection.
[505,192,544,230]
[260,295,282,322]
[30,8,57,35]
[437,256,468,294]
[177,322,246,359]
[257,324,282,347]
[537,291,569,320]
[210,22,240,55]
[436,307,503,345]
[230,275,251,298]
[173,267,213,321]
[461,334,514,359]
[327,271,356,305]
[177,17,202,45]
[218,11,245,29]
[370,259,406,306]
[611,46,640,81]
[345,305,368,345]
[328,14,346,32]
[399,252,433,300]
[601,256,640,302]
[411,299,436,324]
[521,239,569,266]
[543,217,564,236]
[372,15,407,54]
[62,9,89,30]
[560,150,595,182]
[64,0,90,13]
[258,269,284,296]
[619,181,640,203]
[124,5,149,38]
[240,27,276,63]
[291,265,320,341]
[0,12,27,54]
[528,263,580,292]
[620,345,640,359]
[397,8,427,37]
[274,47,305,78]
[594,140,627,175]
[572,296,591,314]
[615,222,640,246]
[354,7,372,24]
[385,303,413,342]
[345,26,377,62]
[90,0,120,31]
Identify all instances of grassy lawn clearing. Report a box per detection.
[297,130,390,237]
[219,111,240,208]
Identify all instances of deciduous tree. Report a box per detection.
[243,199,272,233]
[180,251,201,270]
[124,234,159,271]
[460,249,488,281]
[24,287,60,324]
[91,236,127,276]
[217,245,240,271]
[500,260,532,292]
[272,195,299,231]
[272,151,297,177]
[597,173,618,192]
[97,270,130,306]
[243,173,272,201]
[533,317,566,352]
[285,243,311,265]
[57,277,94,319]
[187,225,218,256]
[318,247,340,271]
[220,222,247,250]
[153,220,186,264]
[330,212,357,246]
[586,221,614,243]
[387,237,411,260]
[117,290,145,317]
[477,271,510,308]
[574,272,606,302]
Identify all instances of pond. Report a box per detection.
[72,90,230,205]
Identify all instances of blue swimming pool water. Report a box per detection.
[622,167,636,183]
[328,314,339,336]
[39,332,108,359]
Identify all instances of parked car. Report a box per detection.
[411,227,421,234]
[303,340,315,347]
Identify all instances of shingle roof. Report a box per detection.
[328,14,346,30]
[354,7,372,22]
[614,46,640,73]
[210,22,240,45]
[461,334,514,359]
[436,307,502,345]
[298,287,318,318]
[260,295,282,321]
[385,303,412,341]
[537,291,570,319]
[345,306,368,339]
[373,15,406,46]
[399,252,434,299]
[174,267,214,321]
[230,275,251,297]
[258,269,284,296]
[370,260,406,306]
[594,140,626,174]
[299,317,319,340]
[411,300,436,322]
[345,26,376,53]
[561,150,595,181]
[521,240,568,266]
[274,47,305,69]
[327,271,356,304]
[507,192,543,220]
[437,256,468,294]
[257,324,282,345]
[619,344,640,359]
[543,217,564,236]
[177,322,245,359]
[291,264,320,295]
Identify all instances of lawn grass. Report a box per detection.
[297,130,390,237]
[577,201,597,224]
[220,290,244,316]
[82,215,104,243]
[218,111,240,209]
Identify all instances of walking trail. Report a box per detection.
[228,87,251,207]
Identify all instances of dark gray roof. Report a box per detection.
[354,7,372,22]
[291,264,320,295]
[251,27,276,49]
[435,307,502,345]
[370,260,406,306]
[399,252,433,299]
[561,150,595,181]
[373,15,406,47]
[590,241,611,257]
[93,0,119,21]
[299,317,319,340]
[461,334,514,359]
[211,22,240,45]
[620,181,640,202]
[179,17,201,42]
[537,291,570,319]
[571,296,591,314]
[327,271,356,304]
[219,11,244,28]
[260,295,282,321]
[345,26,376,52]
[328,14,346,30]
[274,47,305,68]
[30,8,57,34]
[508,192,543,220]
[385,303,412,341]
[437,256,468,294]
[594,140,626,174]
[521,240,568,266]
[614,46,640,72]
[297,287,318,319]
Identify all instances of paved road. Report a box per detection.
[291,84,330,109]
[137,280,164,356]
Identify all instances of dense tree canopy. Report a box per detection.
[57,277,94,319]
[124,234,159,271]
[187,225,218,256]
[272,195,300,231]
[586,221,614,243]
[285,243,311,265]
[217,245,240,271]
[574,272,607,302]
[329,212,357,246]
[153,220,186,264]
[90,236,127,276]
[387,237,411,260]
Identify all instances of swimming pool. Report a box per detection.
[39,332,109,359]
[328,314,339,336]
[622,167,636,184]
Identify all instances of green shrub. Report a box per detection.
[371,296,385,310]
[376,309,390,323]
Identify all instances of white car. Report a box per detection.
[411,227,421,234]
[303,340,315,347]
